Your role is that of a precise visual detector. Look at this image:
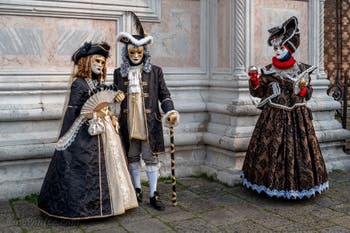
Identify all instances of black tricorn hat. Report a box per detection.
[116,12,153,46]
[267,16,300,53]
[72,41,110,64]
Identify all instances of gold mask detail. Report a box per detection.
[127,45,144,65]
[91,55,106,75]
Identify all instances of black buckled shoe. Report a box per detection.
[135,188,143,203]
[150,191,165,211]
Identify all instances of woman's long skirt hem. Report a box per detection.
[38,204,138,221]
[241,172,329,199]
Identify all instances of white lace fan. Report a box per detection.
[81,89,118,115]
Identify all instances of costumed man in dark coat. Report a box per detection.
[114,12,179,211]
[38,42,138,220]
[241,16,328,199]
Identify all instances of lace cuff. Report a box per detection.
[56,115,87,151]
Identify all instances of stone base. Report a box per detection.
[0,145,205,200]
[200,164,241,186]
[140,145,205,180]
[321,141,350,171]
[0,159,50,200]
[200,146,245,186]
[198,140,350,187]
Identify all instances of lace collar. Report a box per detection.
[86,78,99,91]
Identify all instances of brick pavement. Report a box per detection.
[0,170,350,233]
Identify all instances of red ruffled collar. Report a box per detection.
[272,56,296,69]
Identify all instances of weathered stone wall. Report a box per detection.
[0,0,349,199]
[203,0,350,185]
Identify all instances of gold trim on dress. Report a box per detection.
[38,204,138,220]
[98,135,103,216]
[100,130,114,213]
[38,207,114,220]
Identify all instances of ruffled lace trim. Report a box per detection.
[55,115,87,151]
[241,172,329,199]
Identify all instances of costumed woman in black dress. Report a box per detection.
[38,42,138,220]
[241,17,328,199]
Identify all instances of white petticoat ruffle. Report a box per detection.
[241,172,329,199]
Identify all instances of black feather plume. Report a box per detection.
[129,11,144,37]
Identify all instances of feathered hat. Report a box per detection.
[72,41,110,65]
[116,11,153,46]
[267,16,300,53]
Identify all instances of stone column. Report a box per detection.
[309,0,327,79]
[318,0,326,79]
[233,0,248,78]
[203,0,255,185]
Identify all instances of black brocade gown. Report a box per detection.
[241,62,328,199]
[38,77,137,220]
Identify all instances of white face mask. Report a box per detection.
[273,46,289,60]
[127,45,144,65]
[91,55,106,75]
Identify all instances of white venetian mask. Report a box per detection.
[91,55,106,75]
[273,45,289,60]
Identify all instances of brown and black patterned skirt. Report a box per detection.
[241,105,328,199]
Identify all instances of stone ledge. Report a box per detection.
[200,164,241,186]
[0,0,161,21]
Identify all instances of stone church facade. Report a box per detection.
[0,0,349,199]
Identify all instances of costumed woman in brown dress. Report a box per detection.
[38,42,138,219]
[241,16,328,199]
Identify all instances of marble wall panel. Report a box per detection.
[143,0,201,68]
[0,28,43,55]
[216,0,231,69]
[251,0,308,69]
[0,16,116,70]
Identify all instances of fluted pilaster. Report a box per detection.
[318,0,326,78]
[309,0,327,79]
[232,0,247,77]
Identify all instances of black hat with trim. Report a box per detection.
[267,16,300,53]
[116,12,153,46]
[72,41,110,64]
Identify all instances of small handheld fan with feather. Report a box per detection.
[56,85,120,150]
[81,86,120,136]
[81,85,119,115]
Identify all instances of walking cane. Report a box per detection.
[169,125,177,206]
